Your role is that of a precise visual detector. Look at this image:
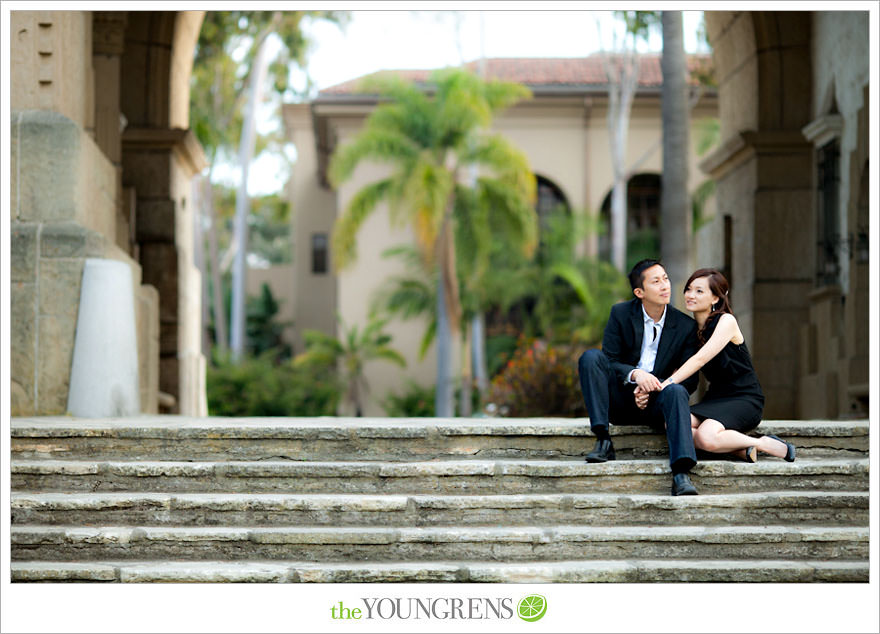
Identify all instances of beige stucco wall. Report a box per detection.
[284,104,339,353]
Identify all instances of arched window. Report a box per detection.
[599,173,662,270]
[534,175,570,263]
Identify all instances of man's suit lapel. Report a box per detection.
[655,310,678,372]
[630,301,644,360]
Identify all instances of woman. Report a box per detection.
[658,268,796,462]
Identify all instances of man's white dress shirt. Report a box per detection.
[627,305,667,383]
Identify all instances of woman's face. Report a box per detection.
[684,276,718,313]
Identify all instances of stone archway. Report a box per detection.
[700,11,814,418]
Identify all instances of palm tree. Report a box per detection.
[660,11,692,301]
[329,68,537,416]
[293,313,405,417]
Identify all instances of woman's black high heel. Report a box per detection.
[767,434,796,462]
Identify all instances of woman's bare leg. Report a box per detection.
[693,419,760,456]
[754,435,791,458]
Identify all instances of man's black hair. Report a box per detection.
[628,259,663,291]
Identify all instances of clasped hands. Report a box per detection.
[632,369,675,410]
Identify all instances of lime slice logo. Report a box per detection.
[517,594,547,622]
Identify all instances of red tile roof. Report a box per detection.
[319,54,713,95]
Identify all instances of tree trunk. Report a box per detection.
[459,322,472,417]
[203,175,228,352]
[229,33,272,359]
[660,11,692,303]
[602,48,640,273]
[435,265,454,417]
[192,176,211,357]
[472,312,488,406]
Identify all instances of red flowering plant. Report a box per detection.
[486,337,589,418]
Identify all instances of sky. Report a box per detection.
[216,9,708,196]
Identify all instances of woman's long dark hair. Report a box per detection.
[685,268,732,344]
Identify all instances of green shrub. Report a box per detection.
[382,381,436,417]
[207,352,341,416]
[487,338,588,418]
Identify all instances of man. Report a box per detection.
[577,259,700,496]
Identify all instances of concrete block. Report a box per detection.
[121,151,171,199]
[139,242,178,320]
[16,111,80,223]
[11,282,37,415]
[11,224,37,282]
[38,258,83,320]
[134,199,176,242]
[15,111,116,242]
[40,222,104,258]
[37,315,76,414]
[137,284,160,414]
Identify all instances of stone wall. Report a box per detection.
[10,10,206,417]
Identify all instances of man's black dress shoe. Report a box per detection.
[585,439,615,463]
[671,473,698,496]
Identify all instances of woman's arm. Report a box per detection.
[660,314,738,389]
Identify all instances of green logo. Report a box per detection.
[517,595,547,622]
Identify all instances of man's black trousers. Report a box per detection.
[578,348,697,471]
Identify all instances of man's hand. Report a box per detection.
[634,386,650,410]
[631,369,662,393]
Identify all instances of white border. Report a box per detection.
[2,2,878,633]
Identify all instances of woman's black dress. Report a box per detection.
[689,314,765,432]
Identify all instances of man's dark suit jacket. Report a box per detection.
[602,298,700,395]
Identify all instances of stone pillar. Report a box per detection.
[10,12,149,416]
[122,128,207,415]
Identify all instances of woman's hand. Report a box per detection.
[659,379,674,390]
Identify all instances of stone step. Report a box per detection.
[11,491,869,527]
[12,524,868,563]
[10,418,868,461]
[11,458,869,495]
[10,558,868,583]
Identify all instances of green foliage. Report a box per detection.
[206,351,340,416]
[614,10,661,39]
[487,338,587,418]
[328,67,536,275]
[382,381,436,417]
[245,283,291,360]
[486,334,519,378]
[381,381,480,417]
[191,11,347,160]
[293,313,406,416]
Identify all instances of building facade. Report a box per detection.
[277,56,719,415]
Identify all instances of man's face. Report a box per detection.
[634,264,671,306]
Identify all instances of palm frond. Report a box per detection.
[328,129,419,186]
[331,178,394,269]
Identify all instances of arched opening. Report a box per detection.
[534,174,570,263]
[598,173,662,271]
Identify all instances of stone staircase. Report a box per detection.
[10,417,869,582]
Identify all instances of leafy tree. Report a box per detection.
[293,314,406,417]
[328,68,537,416]
[598,11,661,272]
[190,10,347,356]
